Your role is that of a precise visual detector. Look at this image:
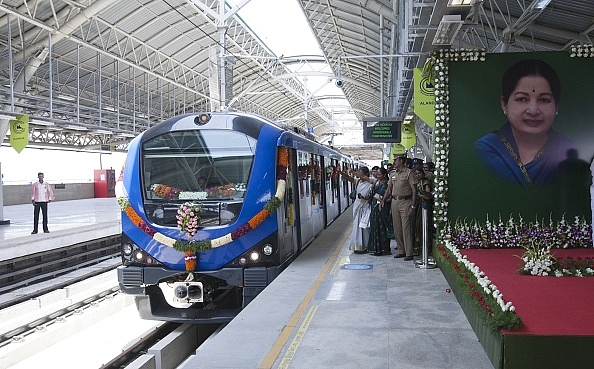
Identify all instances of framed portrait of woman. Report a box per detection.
[439,50,593,223]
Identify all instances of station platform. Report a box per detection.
[1,199,494,368]
[179,212,494,369]
[0,198,121,260]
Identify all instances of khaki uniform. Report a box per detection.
[388,168,418,257]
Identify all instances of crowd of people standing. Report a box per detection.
[341,156,435,260]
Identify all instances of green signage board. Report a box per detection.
[362,118,401,143]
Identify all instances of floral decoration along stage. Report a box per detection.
[116,147,289,272]
[442,214,593,277]
[437,240,520,332]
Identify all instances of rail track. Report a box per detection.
[0,234,121,309]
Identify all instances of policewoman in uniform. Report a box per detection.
[380,155,418,261]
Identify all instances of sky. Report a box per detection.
[0,0,360,184]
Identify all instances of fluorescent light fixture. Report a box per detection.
[0,114,15,120]
[63,125,88,131]
[432,14,464,45]
[104,105,117,112]
[30,119,55,126]
[91,129,113,135]
[57,94,76,102]
[447,0,475,6]
[117,132,136,138]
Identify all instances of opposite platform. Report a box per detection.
[179,212,494,369]
[0,198,121,260]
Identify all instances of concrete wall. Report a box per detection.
[2,183,96,205]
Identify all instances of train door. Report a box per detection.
[297,150,314,245]
[276,147,297,259]
[325,157,340,224]
[288,148,301,254]
[310,153,324,236]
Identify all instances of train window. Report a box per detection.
[141,130,256,227]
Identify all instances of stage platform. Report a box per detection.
[177,212,494,369]
[437,246,594,369]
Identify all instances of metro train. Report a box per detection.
[116,111,364,323]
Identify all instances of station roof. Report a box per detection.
[0,0,592,160]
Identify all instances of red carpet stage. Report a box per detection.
[437,247,594,369]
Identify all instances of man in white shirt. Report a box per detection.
[31,172,55,234]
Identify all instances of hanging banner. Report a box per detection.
[10,114,28,153]
[389,143,406,162]
[414,68,435,127]
[400,121,416,149]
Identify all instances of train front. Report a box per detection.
[116,112,287,323]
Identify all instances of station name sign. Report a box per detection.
[362,118,401,143]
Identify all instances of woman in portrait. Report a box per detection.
[474,59,576,189]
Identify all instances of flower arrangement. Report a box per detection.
[570,44,594,58]
[436,240,521,332]
[116,147,289,271]
[179,191,208,200]
[518,241,594,277]
[441,214,592,250]
[151,184,182,199]
[176,202,202,238]
[205,183,237,198]
[518,241,554,276]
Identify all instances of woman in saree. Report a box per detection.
[341,166,374,253]
[368,167,392,256]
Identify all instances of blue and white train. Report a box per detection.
[116,111,363,323]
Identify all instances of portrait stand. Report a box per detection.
[415,204,436,269]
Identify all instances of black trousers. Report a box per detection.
[33,201,49,232]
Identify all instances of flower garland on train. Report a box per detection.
[116,147,289,271]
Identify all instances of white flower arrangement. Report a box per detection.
[570,44,594,58]
[179,191,208,200]
[520,244,554,276]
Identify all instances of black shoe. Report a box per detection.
[373,252,383,256]
[44,230,50,233]
[404,256,414,261]
[383,251,392,256]
[353,250,368,254]
[394,254,406,258]
[31,231,38,234]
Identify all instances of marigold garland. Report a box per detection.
[184,250,197,271]
[116,147,290,262]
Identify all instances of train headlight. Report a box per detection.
[172,282,203,303]
[135,251,144,261]
[174,285,188,299]
[249,251,260,262]
[262,244,273,256]
[239,257,247,265]
[195,113,211,125]
[122,243,133,256]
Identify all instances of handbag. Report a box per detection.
[359,204,371,228]
[349,178,359,201]
[349,189,357,201]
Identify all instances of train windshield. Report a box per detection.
[141,129,256,227]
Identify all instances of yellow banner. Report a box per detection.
[414,68,435,127]
[400,121,416,149]
[10,114,28,153]
[389,143,406,162]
